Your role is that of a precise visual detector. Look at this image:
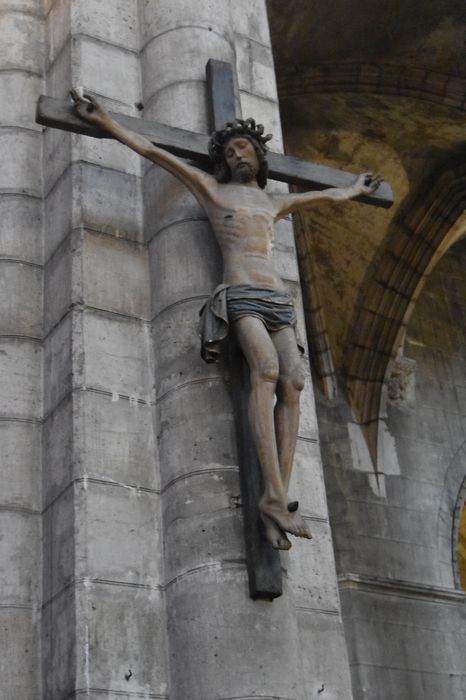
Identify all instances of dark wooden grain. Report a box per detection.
[36,94,393,207]
[206,59,283,600]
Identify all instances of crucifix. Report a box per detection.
[37,59,393,601]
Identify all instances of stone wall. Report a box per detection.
[317,238,466,699]
[0,2,353,699]
[0,2,44,697]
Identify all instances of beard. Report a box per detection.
[234,163,255,183]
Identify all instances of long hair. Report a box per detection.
[208,118,272,189]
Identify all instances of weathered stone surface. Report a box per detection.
[0,511,40,602]
[144,80,213,133]
[0,608,40,700]
[0,261,42,336]
[43,124,72,195]
[78,163,144,241]
[149,220,221,315]
[79,390,158,490]
[289,438,330,518]
[0,194,43,263]
[42,588,76,700]
[42,485,75,602]
[162,470,243,583]
[240,91,284,151]
[152,299,222,396]
[46,0,71,66]
[44,231,74,334]
[297,366,320,440]
[72,0,140,53]
[341,587,466,699]
[0,3,370,699]
[73,36,141,107]
[166,566,302,700]
[0,421,41,510]
[143,168,206,242]
[286,519,341,610]
[140,0,233,46]
[3,0,42,12]
[157,379,236,486]
[74,132,142,176]
[82,310,152,401]
[235,35,277,101]
[42,394,73,505]
[272,243,301,281]
[74,583,169,696]
[0,72,42,127]
[0,7,43,700]
[141,27,233,103]
[0,338,41,419]
[75,480,163,585]
[232,0,272,44]
[297,611,354,700]
[44,165,73,260]
[45,32,72,100]
[82,231,150,320]
[43,314,72,415]
[0,11,42,72]
[0,129,42,196]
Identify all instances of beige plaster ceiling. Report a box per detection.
[267,0,466,371]
[267,0,466,74]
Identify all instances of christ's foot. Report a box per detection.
[260,513,291,550]
[259,499,312,540]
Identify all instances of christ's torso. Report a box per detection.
[204,182,284,290]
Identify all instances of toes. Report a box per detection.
[277,534,291,550]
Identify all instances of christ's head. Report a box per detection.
[208,118,272,189]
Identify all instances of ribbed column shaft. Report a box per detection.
[140,2,309,698]
[42,1,167,698]
[0,2,44,698]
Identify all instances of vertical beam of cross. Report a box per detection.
[206,59,283,600]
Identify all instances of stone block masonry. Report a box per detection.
[0,2,353,698]
[0,3,44,699]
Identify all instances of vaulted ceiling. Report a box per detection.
[267,0,466,459]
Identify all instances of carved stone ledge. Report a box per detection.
[338,573,466,604]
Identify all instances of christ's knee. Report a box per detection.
[278,365,305,403]
[251,357,279,388]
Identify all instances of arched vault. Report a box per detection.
[346,161,466,464]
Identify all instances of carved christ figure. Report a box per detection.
[72,91,380,550]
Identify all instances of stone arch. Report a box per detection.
[344,161,466,464]
[277,63,466,112]
[278,61,466,464]
[293,210,337,399]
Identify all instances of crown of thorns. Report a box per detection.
[208,118,272,161]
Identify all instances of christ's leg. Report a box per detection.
[271,326,305,491]
[234,316,310,542]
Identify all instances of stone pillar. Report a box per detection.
[0,1,355,698]
[141,1,353,698]
[0,2,44,698]
[42,1,168,697]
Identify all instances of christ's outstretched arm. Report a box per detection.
[71,90,215,206]
[270,172,382,219]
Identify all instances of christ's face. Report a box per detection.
[224,136,259,184]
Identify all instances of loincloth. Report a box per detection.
[199,283,303,363]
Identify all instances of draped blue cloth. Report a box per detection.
[199,284,302,363]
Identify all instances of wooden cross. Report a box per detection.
[36,60,393,601]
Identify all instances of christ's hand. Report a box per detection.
[70,88,111,130]
[353,172,382,196]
